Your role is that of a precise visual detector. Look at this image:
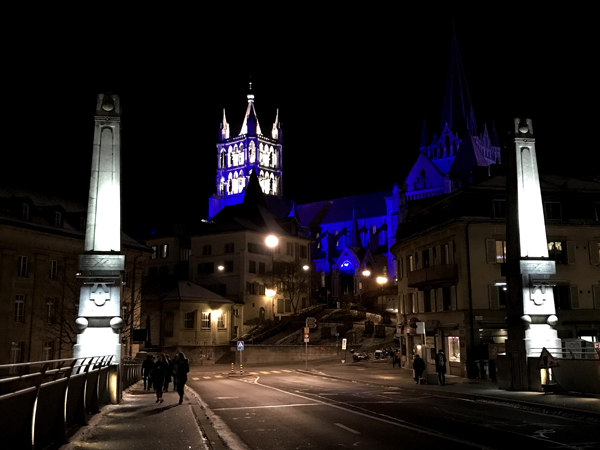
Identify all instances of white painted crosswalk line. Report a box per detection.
[192,377,200,380]
[335,423,361,434]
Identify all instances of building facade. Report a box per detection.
[0,188,148,366]
[392,173,600,377]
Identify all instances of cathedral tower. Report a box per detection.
[209,83,283,218]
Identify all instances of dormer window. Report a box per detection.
[54,211,62,227]
[22,204,29,221]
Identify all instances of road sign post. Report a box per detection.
[237,341,244,374]
[304,327,309,369]
[342,338,347,363]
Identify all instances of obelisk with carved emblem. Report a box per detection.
[73,94,125,363]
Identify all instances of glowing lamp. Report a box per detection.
[302,265,309,271]
[265,235,279,248]
[362,270,371,277]
[376,276,388,285]
[218,265,225,271]
[265,289,276,297]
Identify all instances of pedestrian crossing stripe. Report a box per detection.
[215,375,222,378]
[282,370,292,372]
[271,371,281,373]
[203,377,211,379]
[260,371,270,374]
[192,377,200,380]
[249,372,259,374]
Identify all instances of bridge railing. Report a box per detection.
[0,355,142,450]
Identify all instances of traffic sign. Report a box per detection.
[306,317,317,328]
[237,341,244,351]
[538,347,559,369]
[342,338,347,350]
[304,327,309,343]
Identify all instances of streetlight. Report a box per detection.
[265,235,278,248]
[266,288,277,319]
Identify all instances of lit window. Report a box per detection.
[161,244,169,259]
[49,260,58,280]
[18,256,28,277]
[150,246,158,260]
[184,311,196,329]
[495,240,507,263]
[54,211,62,227]
[14,295,25,323]
[217,312,226,330]
[548,241,566,264]
[447,336,460,362]
[201,312,211,330]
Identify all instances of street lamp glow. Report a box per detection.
[362,270,371,277]
[376,276,388,285]
[265,235,279,248]
[217,265,225,271]
[265,288,276,297]
[302,265,310,271]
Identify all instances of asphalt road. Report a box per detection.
[187,366,599,450]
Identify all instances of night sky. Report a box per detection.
[6,6,595,239]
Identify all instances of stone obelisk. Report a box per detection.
[73,94,125,364]
[504,118,561,390]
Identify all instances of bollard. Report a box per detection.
[231,363,234,374]
[240,364,243,375]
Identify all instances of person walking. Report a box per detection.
[170,354,178,391]
[142,355,155,390]
[174,352,189,405]
[435,350,447,386]
[163,354,172,392]
[413,354,426,385]
[151,354,169,403]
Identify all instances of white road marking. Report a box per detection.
[216,397,239,399]
[335,423,361,434]
[236,378,495,450]
[212,403,321,411]
[192,377,200,380]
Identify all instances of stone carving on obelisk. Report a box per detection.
[505,118,561,389]
[73,94,125,363]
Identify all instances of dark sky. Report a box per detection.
[6,6,595,239]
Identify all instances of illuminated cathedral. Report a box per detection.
[206,26,504,307]
[208,83,283,219]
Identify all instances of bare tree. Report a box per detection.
[263,261,314,315]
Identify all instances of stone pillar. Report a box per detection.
[73,94,124,372]
[504,118,561,390]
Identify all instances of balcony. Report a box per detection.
[407,264,458,288]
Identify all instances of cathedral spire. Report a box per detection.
[420,119,428,150]
[241,80,262,136]
[440,21,477,137]
[220,108,229,141]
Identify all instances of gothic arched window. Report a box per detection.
[220,177,225,196]
[249,141,256,163]
[228,146,233,167]
[238,170,245,192]
[220,149,226,168]
[233,172,239,194]
[227,172,233,195]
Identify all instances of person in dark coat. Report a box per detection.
[174,352,189,405]
[151,354,169,403]
[142,355,155,390]
[435,350,447,386]
[413,354,426,384]
[170,354,178,390]
[163,354,172,392]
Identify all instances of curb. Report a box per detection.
[296,369,600,424]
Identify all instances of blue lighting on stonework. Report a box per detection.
[151,229,158,235]
[340,260,355,274]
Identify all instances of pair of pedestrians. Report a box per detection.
[412,350,447,386]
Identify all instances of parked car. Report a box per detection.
[353,352,369,362]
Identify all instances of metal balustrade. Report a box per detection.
[0,355,142,450]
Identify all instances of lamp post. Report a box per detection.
[376,276,388,324]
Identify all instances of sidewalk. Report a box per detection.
[297,359,600,422]
[57,381,223,450]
